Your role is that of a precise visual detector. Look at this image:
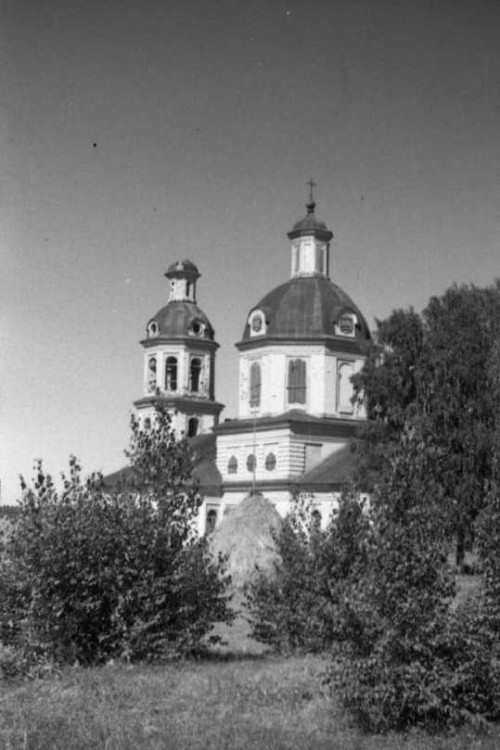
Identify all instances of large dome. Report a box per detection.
[146,301,215,340]
[240,276,371,344]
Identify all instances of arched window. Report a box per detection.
[227,456,238,474]
[246,454,256,473]
[205,508,217,535]
[188,417,198,438]
[165,356,178,391]
[190,357,202,392]
[147,356,157,392]
[265,452,276,471]
[144,417,151,430]
[287,359,306,404]
[249,362,261,408]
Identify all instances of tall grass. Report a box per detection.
[1,655,498,750]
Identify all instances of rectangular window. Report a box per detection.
[249,361,261,408]
[205,506,218,535]
[315,244,325,274]
[337,361,355,414]
[287,358,306,404]
[189,357,202,392]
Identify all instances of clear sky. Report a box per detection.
[1,0,499,504]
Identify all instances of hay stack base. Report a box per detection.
[209,492,283,589]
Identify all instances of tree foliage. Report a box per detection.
[0,408,233,666]
[332,426,500,732]
[354,282,500,565]
[333,281,500,731]
[476,337,500,650]
[244,491,369,654]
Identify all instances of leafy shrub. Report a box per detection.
[0,643,22,679]
[0,409,233,666]
[476,339,500,652]
[331,429,500,733]
[244,490,369,653]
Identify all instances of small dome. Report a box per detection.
[287,201,333,242]
[165,258,200,279]
[240,276,371,344]
[146,301,215,340]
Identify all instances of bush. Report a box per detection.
[244,490,369,653]
[0,409,233,666]
[331,429,500,733]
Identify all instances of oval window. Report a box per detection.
[265,453,276,471]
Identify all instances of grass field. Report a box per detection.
[1,653,499,750]
[0,577,497,749]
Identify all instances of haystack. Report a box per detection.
[209,492,283,589]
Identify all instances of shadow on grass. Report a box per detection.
[191,649,272,663]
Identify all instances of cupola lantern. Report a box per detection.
[287,180,333,279]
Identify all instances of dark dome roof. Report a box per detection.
[240,277,371,343]
[287,201,333,242]
[165,259,200,279]
[147,301,215,340]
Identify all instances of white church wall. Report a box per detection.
[217,426,293,482]
[198,488,344,536]
[238,344,366,420]
[217,426,349,486]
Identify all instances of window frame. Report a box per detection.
[336,311,357,338]
[249,310,266,337]
[337,359,355,414]
[165,355,178,391]
[249,360,262,408]
[265,452,276,471]
[286,357,307,406]
[227,456,238,475]
[189,356,203,393]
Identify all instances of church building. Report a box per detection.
[132,189,371,535]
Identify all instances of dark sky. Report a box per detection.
[2,0,500,502]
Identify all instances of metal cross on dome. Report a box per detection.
[306,177,316,205]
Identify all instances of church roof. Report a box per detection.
[188,433,223,496]
[239,276,371,345]
[146,301,215,340]
[298,443,357,490]
[103,432,223,497]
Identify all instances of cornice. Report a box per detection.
[140,337,219,351]
[221,478,346,493]
[134,396,225,415]
[235,336,366,355]
[215,413,362,438]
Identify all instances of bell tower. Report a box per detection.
[134,259,224,438]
